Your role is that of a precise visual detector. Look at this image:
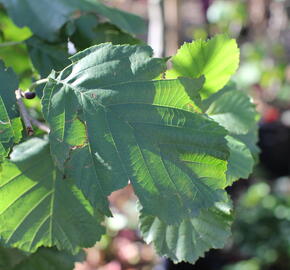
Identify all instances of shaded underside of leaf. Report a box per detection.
[233,128,260,162]
[0,246,82,270]
[203,86,259,185]
[226,136,255,186]
[0,246,26,270]
[0,138,104,254]
[70,19,142,51]
[11,247,81,270]
[26,36,70,78]
[139,199,233,264]
[204,86,258,135]
[0,61,19,120]
[0,0,145,41]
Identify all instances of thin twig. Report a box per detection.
[15,89,34,136]
[27,115,50,133]
[0,41,24,48]
[28,78,49,92]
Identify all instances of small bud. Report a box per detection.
[24,91,36,99]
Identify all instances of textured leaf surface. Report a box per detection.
[0,0,145,41]
[26,36,70,77]
[233,128,260,161]
[203,87,258,185]
[166,35,239,98]
[226,136,254,185]
[42,43,230,224]
[70,16,141,50]
[0,61,22,161]
[66,14,99,46]
[12,248,79,270]
[139,200,233,263]
[203,86,257,135]
[0,246,80,270]
[87,23,141,46]
[0,138,104,253]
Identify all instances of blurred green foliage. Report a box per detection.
[0,8,33,89]
[224,178,290,269]
[207,0,247,37]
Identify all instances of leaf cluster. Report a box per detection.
[0,0,259,267]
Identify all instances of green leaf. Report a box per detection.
[139,199,233,264]
[0,9,33,88]
[0,62,19,118]
[166,35,240,98]
[70,19,142,50]
[0,0,145,42]
[65,14,99,50]
[42,43,230,224]
[233,128,260,161]
[0,246,26,270]
[26,36,70,78]
[203,86,258,135]
[0,8,32,42]
[226,136,255,186]
[203,86,259,185]
[92,23,142,45]
[11,247,81,270]
[0,246,83,270]
[0,44,32,89]
[0,61,22,161]
[0,138,104,254]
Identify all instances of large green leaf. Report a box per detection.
[0,138,104,253]
[139,199,233,264]
[0,246,82,270]
[91,23,142,45]
[65,14,99,47]
[166,35,239,98]
[0,61,22,161]
[202,86,259,185]
[12,247,81,270]
[42,43,230,225]
[0,0,145,42]
[69,16,142,51]
[26,36,70,78]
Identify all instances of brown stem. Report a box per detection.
[28,116,50,133]
[15,89,34,136]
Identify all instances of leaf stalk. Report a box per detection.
[15,89,50,135]
[28,78,49,92]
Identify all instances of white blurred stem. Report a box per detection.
[28,78,49,92]
[164,0,180,56]
[147,0,165,58]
